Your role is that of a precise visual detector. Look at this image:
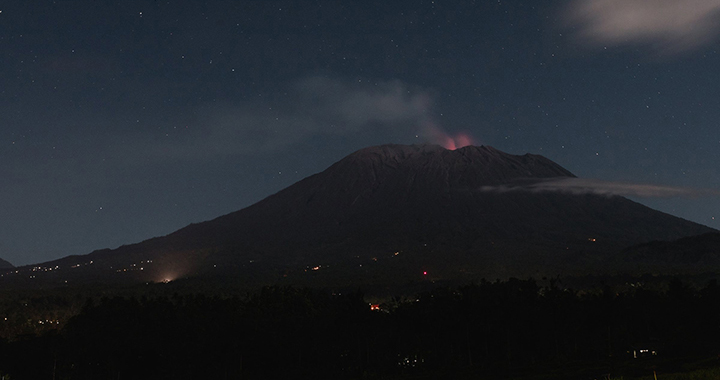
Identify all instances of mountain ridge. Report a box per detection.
[0,258,13,269]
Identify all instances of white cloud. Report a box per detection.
[563,0,720,52]
[480,177,720,198]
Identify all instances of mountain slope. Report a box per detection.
[2,144,715,287]
[169,144,711,262]
[0,258,12,269]
[616,232,720,273]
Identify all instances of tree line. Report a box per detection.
[1,277,719,379]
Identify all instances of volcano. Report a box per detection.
[3,144,715,288]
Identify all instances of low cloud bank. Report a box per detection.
[480,177,720,198]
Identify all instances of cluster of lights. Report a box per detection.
[297,251,407,275]
[70,260,94,268]
[363,251,400,265]
[305,265,328,272]
[115,260,153,273]
[397,355,424,368]
[0,269,20,278]
[2,261,97,278]
[31,265,60,272]
[117,266,144,273]
[37,319,60,325]
[630,348,658,358]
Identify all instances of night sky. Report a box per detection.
[2,0,719,266]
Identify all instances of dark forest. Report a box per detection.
[2,277,720,379]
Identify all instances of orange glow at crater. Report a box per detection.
[453,133,473,149]
[426,125,476,150]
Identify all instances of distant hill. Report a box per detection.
[0,258,13,269]
[616,232,720,274]
[1,144,715,289]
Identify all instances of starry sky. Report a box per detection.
[2,0,719,266]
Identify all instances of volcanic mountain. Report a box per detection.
[3,144,715,288]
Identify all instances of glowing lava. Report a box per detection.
[425,125,475,150]
[441,133,474,150]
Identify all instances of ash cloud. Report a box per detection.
[563,0,720,52]
[480,178,720,199]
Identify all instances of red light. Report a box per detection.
[423,271,427,275]
[426,125,476,150]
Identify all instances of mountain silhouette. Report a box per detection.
[2,144,715,288]
[616,232,720,274]
[0,258,12,269]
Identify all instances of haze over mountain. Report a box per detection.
[2,144,715,289]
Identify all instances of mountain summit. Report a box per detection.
[4,144,715,287]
